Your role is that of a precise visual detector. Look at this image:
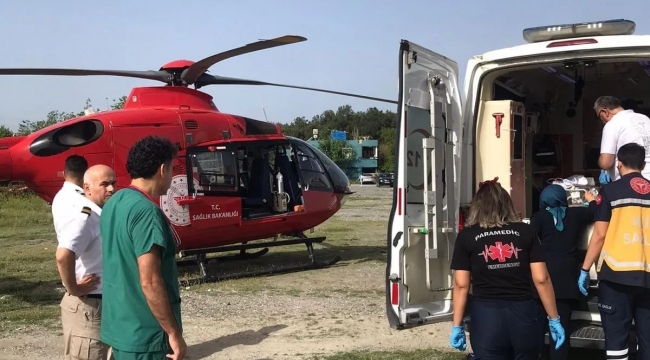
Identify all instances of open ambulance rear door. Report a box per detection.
[386,40,464,329]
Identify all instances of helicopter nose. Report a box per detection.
[0,147,13,181]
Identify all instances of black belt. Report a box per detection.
[86,294,102,299]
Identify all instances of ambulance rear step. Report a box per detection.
[546,323,607,350]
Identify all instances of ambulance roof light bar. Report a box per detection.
[523,19,636,43]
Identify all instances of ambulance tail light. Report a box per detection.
[523,19,636,43]
[391,282,399,305]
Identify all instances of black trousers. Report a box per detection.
[538,298,576,360]
[599,280,650,360]
[468,298,545,360]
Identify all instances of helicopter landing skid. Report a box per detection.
[178,236,341,285]
[176,248,269,267]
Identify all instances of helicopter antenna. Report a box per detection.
[262,105,269,122]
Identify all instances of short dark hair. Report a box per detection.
[126,136,178,180]
[618,143,647,171]
[64,155,88,179]
[594,96,622,111]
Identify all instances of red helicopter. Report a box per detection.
[0,35,397,282]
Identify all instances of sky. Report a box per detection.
[0,0,649,130]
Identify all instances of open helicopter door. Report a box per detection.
[386,40,463,330]
[183,144,242,229]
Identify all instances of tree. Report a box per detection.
[378,127,396,172]
[111,96,127,110]
[278,105,397,173]
[318,137,357,166]
[15,98,94,136]
[0,125,13,138]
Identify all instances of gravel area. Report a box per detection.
[0,184,454,360]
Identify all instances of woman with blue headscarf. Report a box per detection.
[530,184,597,360]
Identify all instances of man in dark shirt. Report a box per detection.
[580,142,650,360]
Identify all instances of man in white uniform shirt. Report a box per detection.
[595,95,650,182]
[55,164,116,360]
[52,155,89,233]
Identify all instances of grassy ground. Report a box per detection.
[0,191,62,334]
[0,187,622,360]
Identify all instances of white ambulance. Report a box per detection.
[385,19,646,350]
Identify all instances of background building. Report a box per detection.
[307,130,378,180]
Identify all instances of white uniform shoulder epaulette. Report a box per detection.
[80,205,92,217]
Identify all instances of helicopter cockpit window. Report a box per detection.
[292,143,332,192]
[293,145,324,172]
[191,149,238,193]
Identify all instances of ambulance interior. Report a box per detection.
[474,58,650,281]
[475,58,650,215]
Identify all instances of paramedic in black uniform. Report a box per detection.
[579,142,650,360]
[529,183,597,360]
[448,178,565,359]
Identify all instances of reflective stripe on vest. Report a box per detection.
[597,249,650,272]
[598,199,650,274]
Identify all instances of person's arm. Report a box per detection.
[529,213,543,242]
[582,189,612,271]
[577,190,598,224]
[56,206,98,296]
[452,270,471,326]
[450,232,471,326]
[132,206,181,338]
[529,233,559,318]
[599,123,618,170]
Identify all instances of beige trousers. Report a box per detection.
[60,293,112,360]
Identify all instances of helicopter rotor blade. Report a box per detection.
[0,68,172,83]
[181,35,307,85]
[195,74,398,105]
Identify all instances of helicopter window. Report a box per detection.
[53,120,104,147]
[29,119,104,157]
[291,143,332,192]
[191,150,238,192]
[293,145,324,173]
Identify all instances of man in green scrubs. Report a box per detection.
[99,136,186,360]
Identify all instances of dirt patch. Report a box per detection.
[0,184,455,360]
[0,291,452,360]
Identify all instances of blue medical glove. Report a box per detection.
[548,316,566,350]
[578,269,590,296]
[449,325,467,351]
[599,170,611,184]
